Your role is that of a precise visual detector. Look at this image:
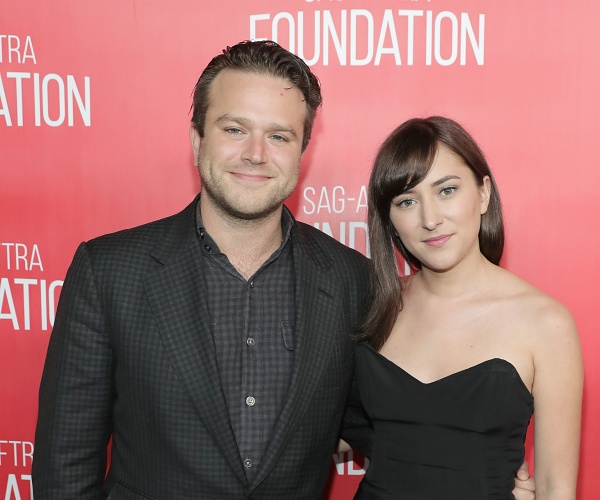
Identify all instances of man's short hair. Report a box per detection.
[191,40,322,152]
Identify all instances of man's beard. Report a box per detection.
[200,174,296,223]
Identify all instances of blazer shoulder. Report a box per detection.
[293,220,371,285]
[85,198,197,255]
[294,220,369,263]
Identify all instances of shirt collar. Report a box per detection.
[195,197,295,252]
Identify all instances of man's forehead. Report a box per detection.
[206,70,307,117]
[210,69,299,98]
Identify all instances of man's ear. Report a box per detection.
[190,127,202,166]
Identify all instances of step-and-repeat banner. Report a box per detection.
[1,1,599,498]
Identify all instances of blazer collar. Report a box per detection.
[144,196,249,487]
[250,220,344,489]
[144,200,343,490]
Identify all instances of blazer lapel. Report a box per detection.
[143,201,248,486]
[251,223,342,487]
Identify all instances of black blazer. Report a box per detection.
[33,198,371,499]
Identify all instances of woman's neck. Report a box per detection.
[411,251,494,300]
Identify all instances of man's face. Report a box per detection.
[190,69,306,222]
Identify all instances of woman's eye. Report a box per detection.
[396,199,415,208]
[440,186,457,196]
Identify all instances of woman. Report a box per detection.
[352,116,582,499]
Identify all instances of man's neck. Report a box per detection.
[200,199,285,280]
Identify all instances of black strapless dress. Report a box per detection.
[354,344,533,500]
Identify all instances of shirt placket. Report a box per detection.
[240,275,259,477]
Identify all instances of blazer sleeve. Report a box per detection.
[339,364,373,458]
[33,242,113,499]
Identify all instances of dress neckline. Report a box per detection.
[360,343,533,397]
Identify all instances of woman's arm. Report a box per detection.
[337,438,352,453]
[531,300,583,499]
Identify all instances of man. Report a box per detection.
[33,40,535,498]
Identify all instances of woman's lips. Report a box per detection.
[423,234,452,247]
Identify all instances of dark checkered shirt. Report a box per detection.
[196,203,295,482]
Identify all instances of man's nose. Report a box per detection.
[243,135,267,165]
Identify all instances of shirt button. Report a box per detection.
[243,458,253,468]
[246,337,255,347]
[245,396,256,406]
[249,280,254,288]
[204,244,212,252]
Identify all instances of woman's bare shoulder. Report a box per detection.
[490,266,577,343]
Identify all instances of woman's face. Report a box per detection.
[389,144,491,273]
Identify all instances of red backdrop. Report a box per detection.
[1,1,599,497]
